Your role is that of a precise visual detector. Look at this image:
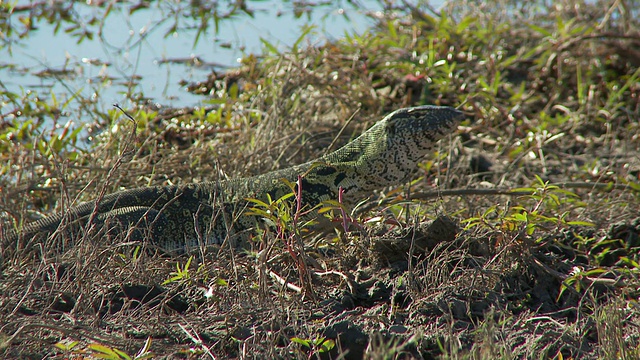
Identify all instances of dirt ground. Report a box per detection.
[1,1,640,359]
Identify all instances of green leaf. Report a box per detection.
[565,220,595,227]
[527,23,551,37]
[245,208,271,218]
[456,16,476,33]
[607,67,640,108]
[619,257,639,268]
[88,343,130,360]
[54,340,79,351]
[584,268,607,276]
[260,38,280,55]
[315,338,335,353]
[290,337,311,348]
[292,25,316,53]
[246,198,270,209]
[276,192,295,202]
[387,20,398,40]
[509,187,535,194]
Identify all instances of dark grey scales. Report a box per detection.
[2,106,464,254]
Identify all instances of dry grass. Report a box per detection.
[1,0,640,358]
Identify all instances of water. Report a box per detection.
[1,0,385,117]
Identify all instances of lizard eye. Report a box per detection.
[386,121,397,138]
[385,121,399,149]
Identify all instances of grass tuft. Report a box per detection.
[1,0,639,358]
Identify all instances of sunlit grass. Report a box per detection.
[1,0,639,358]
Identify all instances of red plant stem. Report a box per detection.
[338,187,349,232]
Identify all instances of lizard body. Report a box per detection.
[2,105,464,253]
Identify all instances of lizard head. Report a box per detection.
[357,105,465,188]
[383,105,463,158]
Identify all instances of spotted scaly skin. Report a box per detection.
[2,105,464,253]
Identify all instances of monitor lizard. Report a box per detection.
[2,105,464,254]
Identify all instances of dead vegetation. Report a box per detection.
[1,0,639,358]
